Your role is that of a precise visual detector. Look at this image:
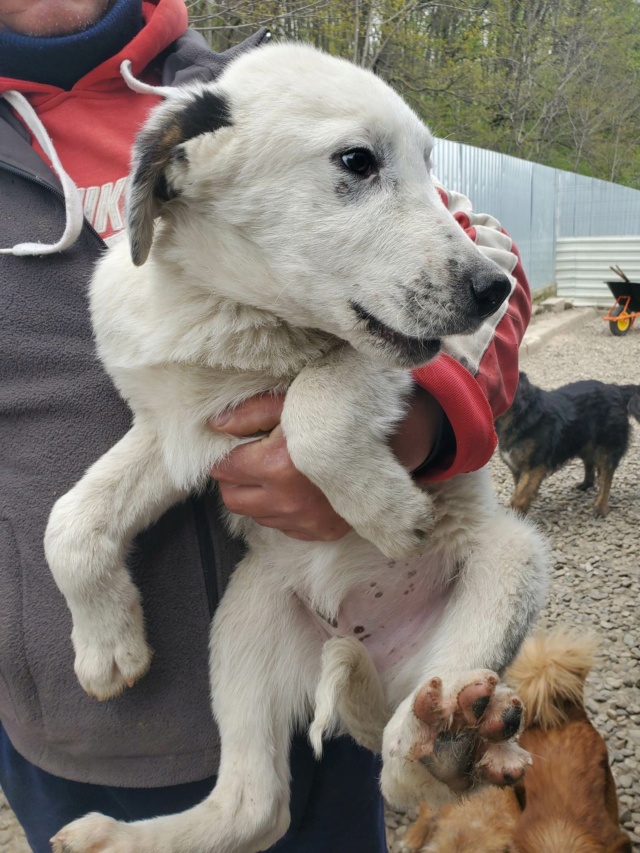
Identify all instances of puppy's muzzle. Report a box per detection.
[470,271,511,320]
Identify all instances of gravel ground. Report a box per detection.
[2,315,639,852]
[387,314,640,852]
[0,796,29,853]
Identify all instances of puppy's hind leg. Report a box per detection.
[593,451,617,517]
[45,421,187,700]
[53,551,322,853]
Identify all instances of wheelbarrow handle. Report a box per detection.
[610,264,631,283]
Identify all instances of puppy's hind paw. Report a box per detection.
[383,670,530,807]
[476,739,531,787]
[413,673,529,789]
[51,813,133,853]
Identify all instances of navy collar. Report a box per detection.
[0,0,144,90]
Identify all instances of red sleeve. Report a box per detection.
[411,184,532,481]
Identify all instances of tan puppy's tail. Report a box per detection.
[507,629,597,731]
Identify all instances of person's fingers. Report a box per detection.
[218,479,317,522]
[216,480,351,539]
[211,425,292,483]
[216,484,265,515]
[210,412,352,541]
[209,393,285,437]
[217,482,317,520]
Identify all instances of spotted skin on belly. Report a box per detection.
[299,563,450,676]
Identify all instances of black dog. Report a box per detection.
[495,372,640,516]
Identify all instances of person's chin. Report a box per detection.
[4,0,113,38]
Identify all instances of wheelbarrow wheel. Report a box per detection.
[609,303,634,336]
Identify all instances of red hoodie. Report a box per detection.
[0,0,185,242]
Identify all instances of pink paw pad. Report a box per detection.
[408,671,529,794]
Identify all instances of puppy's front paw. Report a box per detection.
[356,490,434,558]
[51,813,134,853]
[72,602,152,700]
[382,671,530,808]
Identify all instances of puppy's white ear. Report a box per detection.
[127,88,232,266]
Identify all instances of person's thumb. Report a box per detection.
[209,393,285,437]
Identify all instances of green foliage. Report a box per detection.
[188,0,640,188]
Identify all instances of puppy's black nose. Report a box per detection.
[470,272,511,319]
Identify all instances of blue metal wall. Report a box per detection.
[431,137,640,292]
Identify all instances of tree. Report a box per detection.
[186,0,640,189]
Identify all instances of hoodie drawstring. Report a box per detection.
[0,63,172,257]
[0,90,85,257]
[119,59,174,97]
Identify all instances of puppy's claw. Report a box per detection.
[413,677,443,725]
[456,673,499,727]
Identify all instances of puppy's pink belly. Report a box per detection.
[303,575,449,676]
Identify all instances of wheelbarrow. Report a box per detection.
[602,265,640,336]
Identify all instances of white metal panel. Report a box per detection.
[556,237,640,305]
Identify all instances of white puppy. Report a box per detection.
[46,43,548,853]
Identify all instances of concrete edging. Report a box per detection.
[521,307,599,358]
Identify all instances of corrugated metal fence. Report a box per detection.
[431,138,640,299]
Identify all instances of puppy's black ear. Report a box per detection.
[127,88,232,266]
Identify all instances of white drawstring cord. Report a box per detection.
[1,62,172,257]
[0,90,85,256]
[119,60,174,98]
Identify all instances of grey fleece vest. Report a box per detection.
[0,28,269,787]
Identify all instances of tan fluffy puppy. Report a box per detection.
[511,630,631,853]
[401,630,632,853]
[400,787,520,852]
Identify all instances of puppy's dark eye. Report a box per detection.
[341,148,376,177]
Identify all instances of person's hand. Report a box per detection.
[209,388,443,541]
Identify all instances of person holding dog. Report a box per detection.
[0,1,531,850]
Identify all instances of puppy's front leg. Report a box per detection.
[281,345,434,558]
[381,503,548,809]
[52,550,321,853]
[45,422,187,700]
